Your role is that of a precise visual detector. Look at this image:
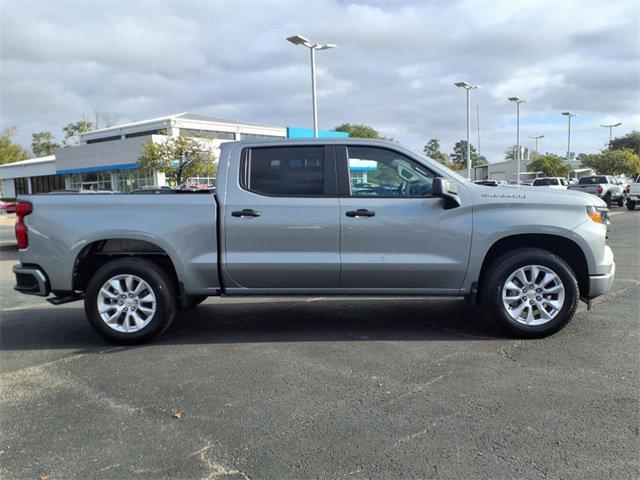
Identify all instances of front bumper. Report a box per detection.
[587,245,615,298]
[13,264,50,297]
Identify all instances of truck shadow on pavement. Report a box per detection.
[0,298,503,351]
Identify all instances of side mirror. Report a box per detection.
[432,178,461,209]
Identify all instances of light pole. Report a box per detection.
[529,135,545,156]
[287,35,337,138]
[562,112,577,173]
[508,97,527,184]
[454,81,478,180]
[600,122,622,146]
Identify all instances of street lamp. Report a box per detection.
[508,97,527,184]
[287,35,337,138]
[562,112,577,172]
[454,81,478,180]
[529,135,545,156]
[600,122,622,146]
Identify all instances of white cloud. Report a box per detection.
[0,0,638,161]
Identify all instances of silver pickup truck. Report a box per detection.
[12,139,615,343]
[568,175,626,206]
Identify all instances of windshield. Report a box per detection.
[411,149,469,183]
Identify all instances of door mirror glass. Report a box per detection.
[432,178,461,209]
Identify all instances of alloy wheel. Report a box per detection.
[501,265,565,326]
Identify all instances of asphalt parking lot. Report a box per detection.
[1,209,638,480]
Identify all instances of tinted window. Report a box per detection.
[246,147,325,196]
[533,178,554,186]
[579,176,607,184]
[346,146,435,197]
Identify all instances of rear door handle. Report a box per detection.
[346,209,375,218]
[232,209,261,218]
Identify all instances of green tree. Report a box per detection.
[63,119,94,145]
[423,138,450,166]
[450,140,487,170]
[138,136,217,186]
[504,147,517,161]
[0,127,29,165]
[609,131,640,155]
[31,131,60,157]
[334,123,383,139]
[527,153,570,177]
[579,149,640,177]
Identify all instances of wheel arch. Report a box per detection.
[476,233,590,300]
[73,237,181,293]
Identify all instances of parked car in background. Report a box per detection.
[567,175,625,207]
[532,177,569,189]
[474,180,499,187]
[626,175,640,210]
[11,139,615,344]
[0,201,16,213]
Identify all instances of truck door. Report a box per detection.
[223,145,340,290]
[336,145,472,292]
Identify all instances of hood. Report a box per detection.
[468,183,607,208]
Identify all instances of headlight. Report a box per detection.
[586,205,608,224]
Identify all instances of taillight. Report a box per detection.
[626,185,631,194]
[14,202,32,249]
[597,185,603,194]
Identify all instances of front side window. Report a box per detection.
[346,146,435,197]
[245,147,325,196]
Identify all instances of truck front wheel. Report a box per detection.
[481,248,579,338]
[84,258,177,344]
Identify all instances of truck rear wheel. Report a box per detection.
[627,200,636,211]
[84,258,177,344]
[481,248,579,338]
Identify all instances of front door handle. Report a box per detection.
[346,209,375,218]
[232,209,261,218]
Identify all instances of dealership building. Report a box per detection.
[0,113,293,197]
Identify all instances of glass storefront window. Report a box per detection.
[31,174,66,193]
[115,168,155,193]
[69,171,112,191]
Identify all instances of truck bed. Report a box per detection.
[17,192,220,296]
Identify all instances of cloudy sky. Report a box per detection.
[1,0,638,161]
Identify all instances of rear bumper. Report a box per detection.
[587,246,615,299]
[13,264,50,297]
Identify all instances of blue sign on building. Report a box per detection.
[286,127,349,139]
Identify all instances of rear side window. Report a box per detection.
[244,146,325,196]
[533,178,552,186]
[579,176,607,185]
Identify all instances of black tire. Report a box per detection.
[617,196,625,207]
[481,248,579,338]
[603,193,612,207]
[179,295,207,309]
[627,200,636,211]
[84,257,177,344]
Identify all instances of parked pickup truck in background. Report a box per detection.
[567,175,625,207]
[532,177,569,189]
[12,139,615,344]
[626,174,640,210]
